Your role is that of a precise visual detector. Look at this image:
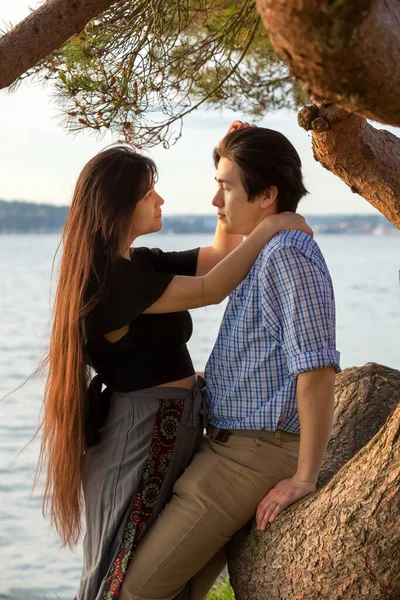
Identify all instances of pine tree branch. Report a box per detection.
[0,0,120,90]
[257,0,400,126]
[298,104,400,228]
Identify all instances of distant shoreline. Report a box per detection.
[0,199,398,236]
[1,230,399,237]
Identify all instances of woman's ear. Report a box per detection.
[260,186,278,208]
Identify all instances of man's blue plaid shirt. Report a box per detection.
[204,230,341,434]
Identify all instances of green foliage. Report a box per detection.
[207,576,236,600]
[26,0,304,147]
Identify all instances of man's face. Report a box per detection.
[212,158,265,236]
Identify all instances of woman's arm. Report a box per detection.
[196,220,243,277]
[196,120,257,276]
[144,212,312,314]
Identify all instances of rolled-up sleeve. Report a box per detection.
[260,246,340,376]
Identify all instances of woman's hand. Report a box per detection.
[218,120,256,147]
[257,212,313,239]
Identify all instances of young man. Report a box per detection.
[121,126,340,600]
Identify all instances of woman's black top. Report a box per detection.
[84,246,200,392]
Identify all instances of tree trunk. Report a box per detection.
[256,0,400,127]
[0,0,118,90]
[229,363,400,599]
[318,363,400,488]
[297,104,400,228]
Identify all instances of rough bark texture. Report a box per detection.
[319,363,400,487]
[229,364,400,600]
[297,104,400,228]
[0,0,119,90]
[256,0,400,127]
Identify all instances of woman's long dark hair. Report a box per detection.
[37,146,157,548]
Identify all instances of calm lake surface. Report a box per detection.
[1,232,399,599]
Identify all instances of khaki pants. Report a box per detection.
[120,427,300,600]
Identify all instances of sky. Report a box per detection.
[1,1,397,217]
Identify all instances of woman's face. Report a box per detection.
[130,186,164,239]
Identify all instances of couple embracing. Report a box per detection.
[39,121,340,599]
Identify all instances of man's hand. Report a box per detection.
[255,476,316,531]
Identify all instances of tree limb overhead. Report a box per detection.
[0,0,119,90]
[298,104,400,228]
[257,0,400,127]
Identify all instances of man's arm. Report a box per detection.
[256,242,339,530]
[296,367,335,485]
[255,366,335,530]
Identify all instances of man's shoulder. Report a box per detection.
[259,230,323,266]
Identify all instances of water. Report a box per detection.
[0,232,399,599]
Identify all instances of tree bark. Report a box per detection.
[318,363,400,487]
[256,0,400,127]
[0,0,119,90]
[297,104,400,228]
[229,363,400,599]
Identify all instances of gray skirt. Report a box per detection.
[75,380,206,600]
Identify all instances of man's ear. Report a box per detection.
[260,186,278,208]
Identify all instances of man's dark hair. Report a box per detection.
[213,127,308,212]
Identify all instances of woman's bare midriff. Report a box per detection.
[157,375,197,390]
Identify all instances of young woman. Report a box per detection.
[37,140,311,600]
